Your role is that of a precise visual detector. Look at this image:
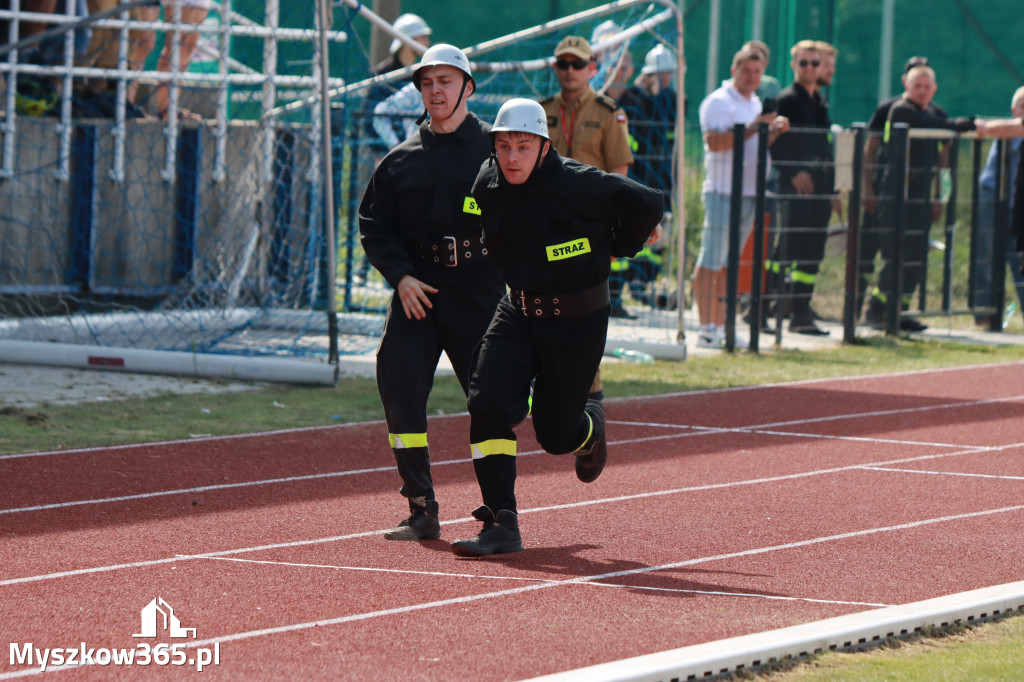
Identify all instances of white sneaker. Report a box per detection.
[696,325,724,349]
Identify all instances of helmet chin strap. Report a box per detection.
[417,75,470,126]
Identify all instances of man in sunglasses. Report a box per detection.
[540,35,635,393]
[767,39,843,336]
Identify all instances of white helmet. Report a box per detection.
[491,99,549,140]
[642,44,675,75]
[389,13,432,54]
[412,43,474,90]
[590,19,619,45]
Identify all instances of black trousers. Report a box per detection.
[377,275,502,502]
[466,296,609,513]
[875,195,933,306]
[773,194,832,315]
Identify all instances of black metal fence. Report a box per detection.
[716,122,1018,353]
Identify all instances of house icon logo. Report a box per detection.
[132,597,197,638]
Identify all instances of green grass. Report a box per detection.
[3,335,1024,680]
[4,336,1024,456]
[755,614,1024,681]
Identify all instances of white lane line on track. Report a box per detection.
[5,393,1017,516]
[3,503,1021,679]
[4,442,1024,587]
[6,362,1024,463]
[192,556,893,608]
[858,466,1024,481]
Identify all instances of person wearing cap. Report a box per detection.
[542,36,634,176]
[352,13,435,284]
[541,35,635,390]
[450,99,664,557]
[358,44,505,543]
[363,14,433,158]
[611,43,679,312]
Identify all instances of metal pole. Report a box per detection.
[843,124,865,343]
[992,138,1010,332]
[750,122,769,353]
[888,123,909,335]
[705,0,719,96]
[751,0,764,42]
[725,123,744,352]
[672,1,686,352]
[877,0,894,103]
[939,137,959,316]
[317,0,339,370]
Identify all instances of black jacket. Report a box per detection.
[472,149,664,294]
[358,113,502,292]
[770,82,835,195]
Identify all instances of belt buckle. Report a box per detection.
[517,289,527,316]
[443,236,457,267]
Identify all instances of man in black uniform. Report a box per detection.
[864,64,975,331]
[858,56,930,321]
[768,40,842,335]
[358,44,505,542]
[450,99,664,557]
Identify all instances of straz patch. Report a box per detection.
[546,237,592,261]
[463,196,481,215]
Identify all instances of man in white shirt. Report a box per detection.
[695,46,788,348]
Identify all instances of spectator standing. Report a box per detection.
[696,46,789,348]
[768,39,842,336]
[540,35,634,395]
[743,40,781,102]
[857,56,931,319]
[132,0,211,119]
[972,87,1024,328]
[815,41,837,92]
[352,13,432,284]
[358,45,505,543]
[451,99,664,557]
[613,43,677,311]
[363,13,432,158]
[863,64,974,331]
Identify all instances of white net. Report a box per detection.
[0,1,683,381]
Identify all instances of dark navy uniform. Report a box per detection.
[465,149,663,514]
[768,81,836,325]
[358,112,505,506]
[872,97,973,311]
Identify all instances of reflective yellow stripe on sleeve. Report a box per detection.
[470,439,517,459]
[389,432,428,449]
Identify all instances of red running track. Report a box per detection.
[2,363,1024,680]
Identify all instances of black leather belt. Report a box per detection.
[511,281,610,319]
[420,235,488,267]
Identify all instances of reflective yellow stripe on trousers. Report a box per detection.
[389,433,428,449]
[470,439,517,459]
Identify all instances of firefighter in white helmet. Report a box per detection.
[450,99,664,557]
[363,13,434,156]
[358,45,505,543]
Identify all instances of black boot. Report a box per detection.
[574,399,608,483]
[383,499,440,541]
[451,506,523,557]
